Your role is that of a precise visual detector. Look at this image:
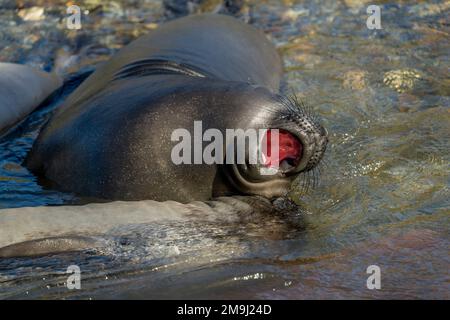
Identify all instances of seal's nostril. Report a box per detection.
[321,126,328,137]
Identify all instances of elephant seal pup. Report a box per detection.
[0,63,62,135]
[25,14,328,203]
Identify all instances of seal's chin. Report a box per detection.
[226,162,293,199]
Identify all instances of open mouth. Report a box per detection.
[262,129,303,173]
[225,123,327,198]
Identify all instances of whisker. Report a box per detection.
[306,170,312,193]
[301,171,309,194]
[314,167,320,188]
[312,169,317,189]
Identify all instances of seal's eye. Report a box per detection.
[263,129,303,172]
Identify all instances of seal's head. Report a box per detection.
[27,74,328,203]
[218,93,328,199]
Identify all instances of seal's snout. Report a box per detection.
[294,115,328,173]
[270,95,328,175]
[221,93,328,199]
[304,122,328,172]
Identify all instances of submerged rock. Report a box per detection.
[342,69,368,91]
[383,69,423,93]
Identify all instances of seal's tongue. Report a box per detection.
[263,129,303,168]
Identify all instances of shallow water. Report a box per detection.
[0,0,449,299]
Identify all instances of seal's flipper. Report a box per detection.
[0,63,62,136]
[0,236,101,258]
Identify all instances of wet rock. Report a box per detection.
[196,0,223,13]
[22,34,40,48]
[144,22,159,30]
[163,0,245,18]
[407,2,450,17]
[17,6,45,21]
[281,8,309,22]
[102,1,124,18]
[292,53,322,69]
[163,0,204,18]
[222,0,245,15]
[343,0,372,13]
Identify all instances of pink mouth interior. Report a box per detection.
[263,129,303,168]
